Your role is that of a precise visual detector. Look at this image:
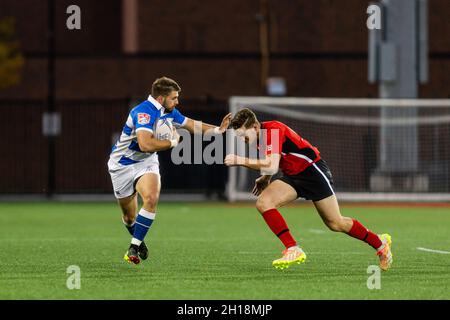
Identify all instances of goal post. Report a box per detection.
[227,97,450,202]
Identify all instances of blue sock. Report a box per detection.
[131,208,156,246]
[122,217,135,236]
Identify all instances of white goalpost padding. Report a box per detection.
[227,97,450,202]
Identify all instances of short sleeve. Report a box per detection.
[133,109,156,133]
[262,126,284,156]
[171,108,187,127]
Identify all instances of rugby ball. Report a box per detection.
[154,118,174,140]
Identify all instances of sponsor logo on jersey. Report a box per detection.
[138,113,150,125]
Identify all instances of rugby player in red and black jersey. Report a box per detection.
[225,108,393,270]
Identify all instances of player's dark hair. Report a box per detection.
[230,108,258,129]
[151,76,181,97]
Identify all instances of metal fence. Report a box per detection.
[0,98,228,198]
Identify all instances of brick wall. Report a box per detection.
[0,0,449,193]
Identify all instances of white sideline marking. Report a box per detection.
[180,206,191,213]
[416,247,450,254]
[238,251,365,255]
[238,251,275,255]
[308,229,326,234]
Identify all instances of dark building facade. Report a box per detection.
[0,0,449,195]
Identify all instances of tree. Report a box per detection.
[0,17,24,90]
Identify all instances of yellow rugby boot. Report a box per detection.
[124,244,140,265]
[376,234,393,271]
[272,246,306,270]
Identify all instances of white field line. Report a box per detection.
[308,229,327,234]
[238,251,277,255]
[238,251,366,255]
[416,247,450,254]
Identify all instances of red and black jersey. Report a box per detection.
[260,121,321,176]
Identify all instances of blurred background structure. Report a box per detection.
[0,0,449,200]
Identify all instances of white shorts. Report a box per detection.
[108,157,160,199]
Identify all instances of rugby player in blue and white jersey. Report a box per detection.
[108,76,231,264]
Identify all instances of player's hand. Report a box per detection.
[218,113,232,133]
[224,154,244,166]
[170,127,180,148]
[252,176,270,196]
[173,127,180,141]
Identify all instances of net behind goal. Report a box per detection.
[227,97,450,202]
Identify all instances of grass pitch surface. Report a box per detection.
[0,202,449,299]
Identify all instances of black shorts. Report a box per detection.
[275,159,335,201]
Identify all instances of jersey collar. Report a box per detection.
[147,95,166,114]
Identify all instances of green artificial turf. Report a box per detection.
[0,202,449,299]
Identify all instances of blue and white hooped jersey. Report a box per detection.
[109,95,187,167]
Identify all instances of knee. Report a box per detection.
[256,197,274,214]
[325,219,346,232]
[141,193,159,209]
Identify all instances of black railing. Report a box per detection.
[0,98,228,197]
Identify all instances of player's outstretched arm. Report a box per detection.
[183,113,232,135]
[224,154,280,174]
[136,129,180,152]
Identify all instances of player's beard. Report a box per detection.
[162,98,173,113]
